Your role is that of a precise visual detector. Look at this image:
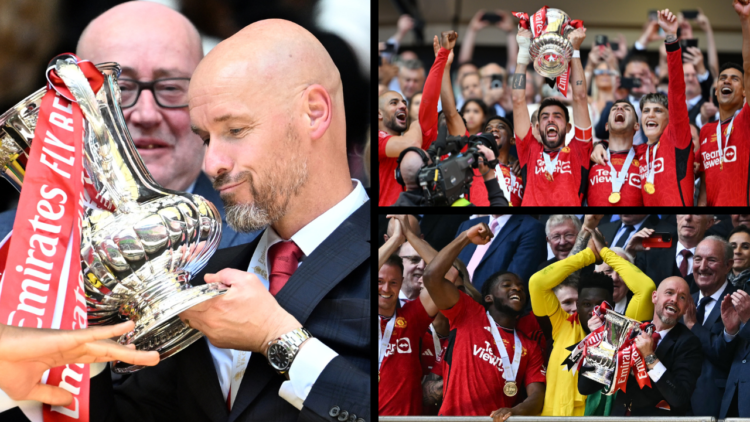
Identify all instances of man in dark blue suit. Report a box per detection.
[455,214,546,291]
[683,236,737,417]
[718,287,750,418]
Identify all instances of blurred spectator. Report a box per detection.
[460,98,489,135]
[389,58,426,101]
[455,214,546,292]
[733,215,750,228]
[598,214,661,248]
[408,91,422,125]
[453,62,479,107]
[728,225,750,292]
[480,63,512,117]
[459,72,483,102]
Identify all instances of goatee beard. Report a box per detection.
[493,296,522,318]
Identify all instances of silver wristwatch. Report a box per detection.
[645,353,658,365]
[267,327,313,375]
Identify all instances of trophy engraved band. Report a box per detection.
[0,55,226,372]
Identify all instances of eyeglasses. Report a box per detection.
[400,255,423,265]
[594,69,617,76]
[117,78,190,108]
[548,233,576,243]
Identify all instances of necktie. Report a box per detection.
[614,224,635,248]
[679,249,693,278]
[696,296,713,325]
[267,240,304,296]
[652,331,661,348]
[466,219,499,282]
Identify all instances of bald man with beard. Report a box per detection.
[85,17,370,422]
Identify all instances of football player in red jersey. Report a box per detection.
[636,9,694,206]
[696,1,750,205]
[587,100,646,206]
[512,25,593,206]
[422,222,546,421]
[378,91,422,206]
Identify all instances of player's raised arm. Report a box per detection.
[568,27,592,141]
[735,0,750,101]
[512,27,533,140]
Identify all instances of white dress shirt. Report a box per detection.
[611,217,649,249]
[697,280,728,325]
[675,242,697,276]
[614,296,628,315]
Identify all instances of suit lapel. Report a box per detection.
[230,202,370,421]
[180,338,229,422]
[480,216,520,267]
[655,325,677,359]
[704,284,733,328]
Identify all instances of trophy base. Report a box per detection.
[111,282,228,373]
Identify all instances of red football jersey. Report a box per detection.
[639,45,694,206]
[420,329,450,377]
[496,164,524,207]
[439,292,546,416]
[587,145,646,207]
[379,299,435,416]
[699,103,750,206]
[378,130,403,207]
[516,128,592,206]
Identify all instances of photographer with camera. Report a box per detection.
[391,133,508,206]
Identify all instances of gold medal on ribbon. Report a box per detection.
[644,182,655,194]
[608,192,621,204]
[378,371,380,382]
[720,158,724,170]
[503,381,518,397]
[545,171,554,182]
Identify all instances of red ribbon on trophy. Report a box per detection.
[512,6,584,97]
[0,53,103,422]
[562,302,610,374]
[610,321,655,394]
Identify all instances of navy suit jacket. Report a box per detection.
[689,283,738,417]
[455,215,546,292]
[0,173,258,249]
[83,201,371,422]
[720,310,750,418]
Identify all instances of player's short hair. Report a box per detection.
[481,270,521,308]
[383,254,404,274]
[720,62,745,77]
[545,215,582,236]
[538,97,570,125]
[485,115,514,134]
[578,264,614,295]
[640,92,668,112]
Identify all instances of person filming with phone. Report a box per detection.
[627,215,715,290]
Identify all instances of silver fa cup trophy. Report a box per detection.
[582,309,650,393]
[0,56,226,372]
[516,7,580,79]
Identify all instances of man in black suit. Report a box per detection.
[578,276,703,416]
[48,9,367,422]
[630,215,714,290]
[598,215,661,249]
[683,236,737,417]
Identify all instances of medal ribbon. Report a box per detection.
[645,142,660,186]
[495,163,516,204]
[378,314,396,373]
[429,324,442,362]
[486,311,522,384]
[542,149,561,180]
[0,53,100,422]
[609,321,654,395]
[607,147,636,194]
[716,109,739,169]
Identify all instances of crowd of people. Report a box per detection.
[378,2,750,206]
[379,214,750,420]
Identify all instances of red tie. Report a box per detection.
[227,386,231,411]
[268,241,304,296]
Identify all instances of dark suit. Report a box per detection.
[634,221,695,289]
[598,214,661,248]
[418,214,470,252]
[719,317,750,418]
[578,322,703,416]
[455,215,546,291]
[0,202,370,422]
[0,173,258,250]
[689,283,739,417]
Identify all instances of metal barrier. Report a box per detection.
[379,418,718,422]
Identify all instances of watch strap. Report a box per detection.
[268,327,313,374]
[645,353,658,365]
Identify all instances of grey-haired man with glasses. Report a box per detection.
[0,2,257,250]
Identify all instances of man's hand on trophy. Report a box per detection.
[625,227,656,254]
[634,331,656,358]
[466,222,494,245]
[567,27,587,51]
[179,269,303,356]
[731,290,750,324]
[588,314,604,331]
[683,294,698,330]
[721,294,741,335]
[490,407,513,422]
[657,9,678,39]
[440,31,458,51]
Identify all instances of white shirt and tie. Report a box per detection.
[0,180,369,421]
[675,242,696,277]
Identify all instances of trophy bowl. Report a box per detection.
[0,57,226,372]
[581,309,644,391]
[527,8,576,78]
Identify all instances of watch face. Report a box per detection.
[269,344,290,370]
